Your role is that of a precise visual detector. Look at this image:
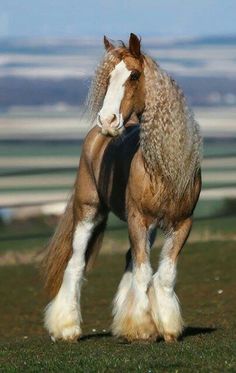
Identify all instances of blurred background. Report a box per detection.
[0,0,236,262]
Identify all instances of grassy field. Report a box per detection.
[0,216,235,372]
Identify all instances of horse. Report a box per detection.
[42,33,202,343]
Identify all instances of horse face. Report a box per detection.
[97,33,145,137]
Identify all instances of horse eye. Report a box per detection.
[130,71,140,81]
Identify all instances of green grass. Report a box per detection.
[0,239,235,372]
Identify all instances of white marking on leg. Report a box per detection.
[150,236,183,338]
[112,226,158,340]
[44,220,94,341]
[114,261,152,317]
[112,260,156,340]
[131,262,153,316]
[98,60,130,127]
[112,270,132,320]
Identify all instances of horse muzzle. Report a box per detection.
[97,113,124,137]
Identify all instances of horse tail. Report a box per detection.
[41,193,74,299]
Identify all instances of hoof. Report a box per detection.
[112,313,158,342]
[44,297,82,342]
[50,324,81,342]
[164,333,178,343]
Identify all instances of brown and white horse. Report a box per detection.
[42,33,202,343]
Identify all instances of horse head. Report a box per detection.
[97,33,145,137]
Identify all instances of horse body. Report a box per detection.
[77,125,200,226]
[42,34,202,343]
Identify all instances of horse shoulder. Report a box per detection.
[74,127,110,208]
[82,126,105,162]
[127,150,156,213]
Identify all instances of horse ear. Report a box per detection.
[104,36,115,51]
[129,33,141,58]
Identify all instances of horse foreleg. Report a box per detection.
[112,213,157,341]
[149,217,192,342]
[44,210,104,342]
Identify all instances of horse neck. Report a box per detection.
[139,56,202,196]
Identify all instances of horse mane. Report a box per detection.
[140,55,202,197]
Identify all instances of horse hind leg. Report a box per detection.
[112,214,158,341]
[44,210,106,342]
[149,217,192,342]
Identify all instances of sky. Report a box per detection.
[0,0,236,39]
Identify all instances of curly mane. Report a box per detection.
[140,55,202,196]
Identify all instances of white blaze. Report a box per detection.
[99,60,130,125]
